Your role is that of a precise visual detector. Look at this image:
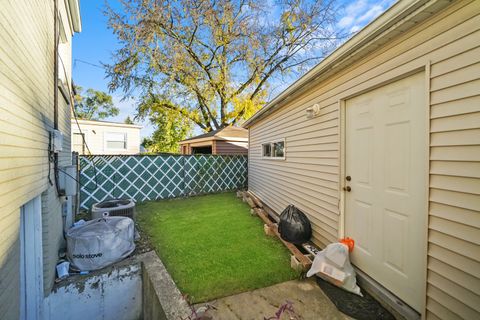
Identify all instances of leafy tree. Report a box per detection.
[74,85,119,120]
[124,116,135,124]
[106,0,340,131]
[140,95,192,153]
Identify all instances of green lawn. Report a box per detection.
[136,192,299,303]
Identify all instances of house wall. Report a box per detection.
[71,121,141,155]
[0,1,77,318]
[215,141,248,155]
[248,0,479,318]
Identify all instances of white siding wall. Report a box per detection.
[0,1,76,318]
[72,121,141,155]
[248,0,480,318]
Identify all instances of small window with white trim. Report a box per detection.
[262,139,285,159]
[273,141,284,158]
[105,132,127,150]
[262,143,271,157]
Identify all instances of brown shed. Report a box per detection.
[179,126,248,155]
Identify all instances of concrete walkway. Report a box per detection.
[196,278,351,319]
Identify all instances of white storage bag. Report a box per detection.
[66,217,135,271]
[306,243,362,296]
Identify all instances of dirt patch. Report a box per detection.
[316,277,395,320]
[133,223,154,255]
[75,210,90,222]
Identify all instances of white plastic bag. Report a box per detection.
[306,243,362,296]
[66,217,135,271]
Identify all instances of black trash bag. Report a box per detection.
[278,205,312,244]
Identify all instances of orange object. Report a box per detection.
[340,237,355,252]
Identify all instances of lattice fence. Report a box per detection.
[79,154,248,210]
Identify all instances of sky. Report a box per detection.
[72,0,397,138]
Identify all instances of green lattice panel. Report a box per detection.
[80,155,247,210]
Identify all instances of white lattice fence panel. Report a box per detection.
[79,155,247,210]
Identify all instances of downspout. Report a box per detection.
[54,0,58,130]
[53,0,61,196]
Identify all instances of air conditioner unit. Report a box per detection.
[91,199,136,220]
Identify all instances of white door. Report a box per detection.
[20,196,44,320]
[345,72,426,311]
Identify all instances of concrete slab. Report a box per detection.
[45,258,142,320]
[196,278,350,320]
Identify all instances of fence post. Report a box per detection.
[72,151,80,216]
[181,155,186,197]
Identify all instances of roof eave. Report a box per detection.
[179,136,214,144]
[179,135,248,144]
[68,0,82,33]
[243,0,448,128]
[71,119,143,129]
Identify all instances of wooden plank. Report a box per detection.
[245,196,256,209]
[254,208,273,226]
[271,226,312,268]
[242,192,248,203]
[254,207,311,268]
[264,224,275,236]
[246,191,263,208]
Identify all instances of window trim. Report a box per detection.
[261,143,272,158]
[261,138,286,160]
[72,132,86,154]
[104,132,128,151]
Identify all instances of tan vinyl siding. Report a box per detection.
[248,0,479,317]
[0,1,76,317]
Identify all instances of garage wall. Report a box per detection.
[248,0,479,318]
[215,140,248,155]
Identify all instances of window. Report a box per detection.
[72,133,85,154]
[262,143,271,157]
[105,132,127,150]
[262,139,285,159]
[273,141,284,157]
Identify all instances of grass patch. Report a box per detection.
[136,192,299,303]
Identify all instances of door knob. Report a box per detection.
[343,186,351,192]
[346,175,351,181]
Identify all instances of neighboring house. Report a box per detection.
[0,1,81,319]
[71,119,142,155]
[244,0,479,319]
[179,126,248,155]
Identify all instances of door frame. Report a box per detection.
[338,64,431,318]
[19,195,44,320]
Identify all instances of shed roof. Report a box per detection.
[243,0,450,127]
[71,118,143,129]
[179,126,248,143]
